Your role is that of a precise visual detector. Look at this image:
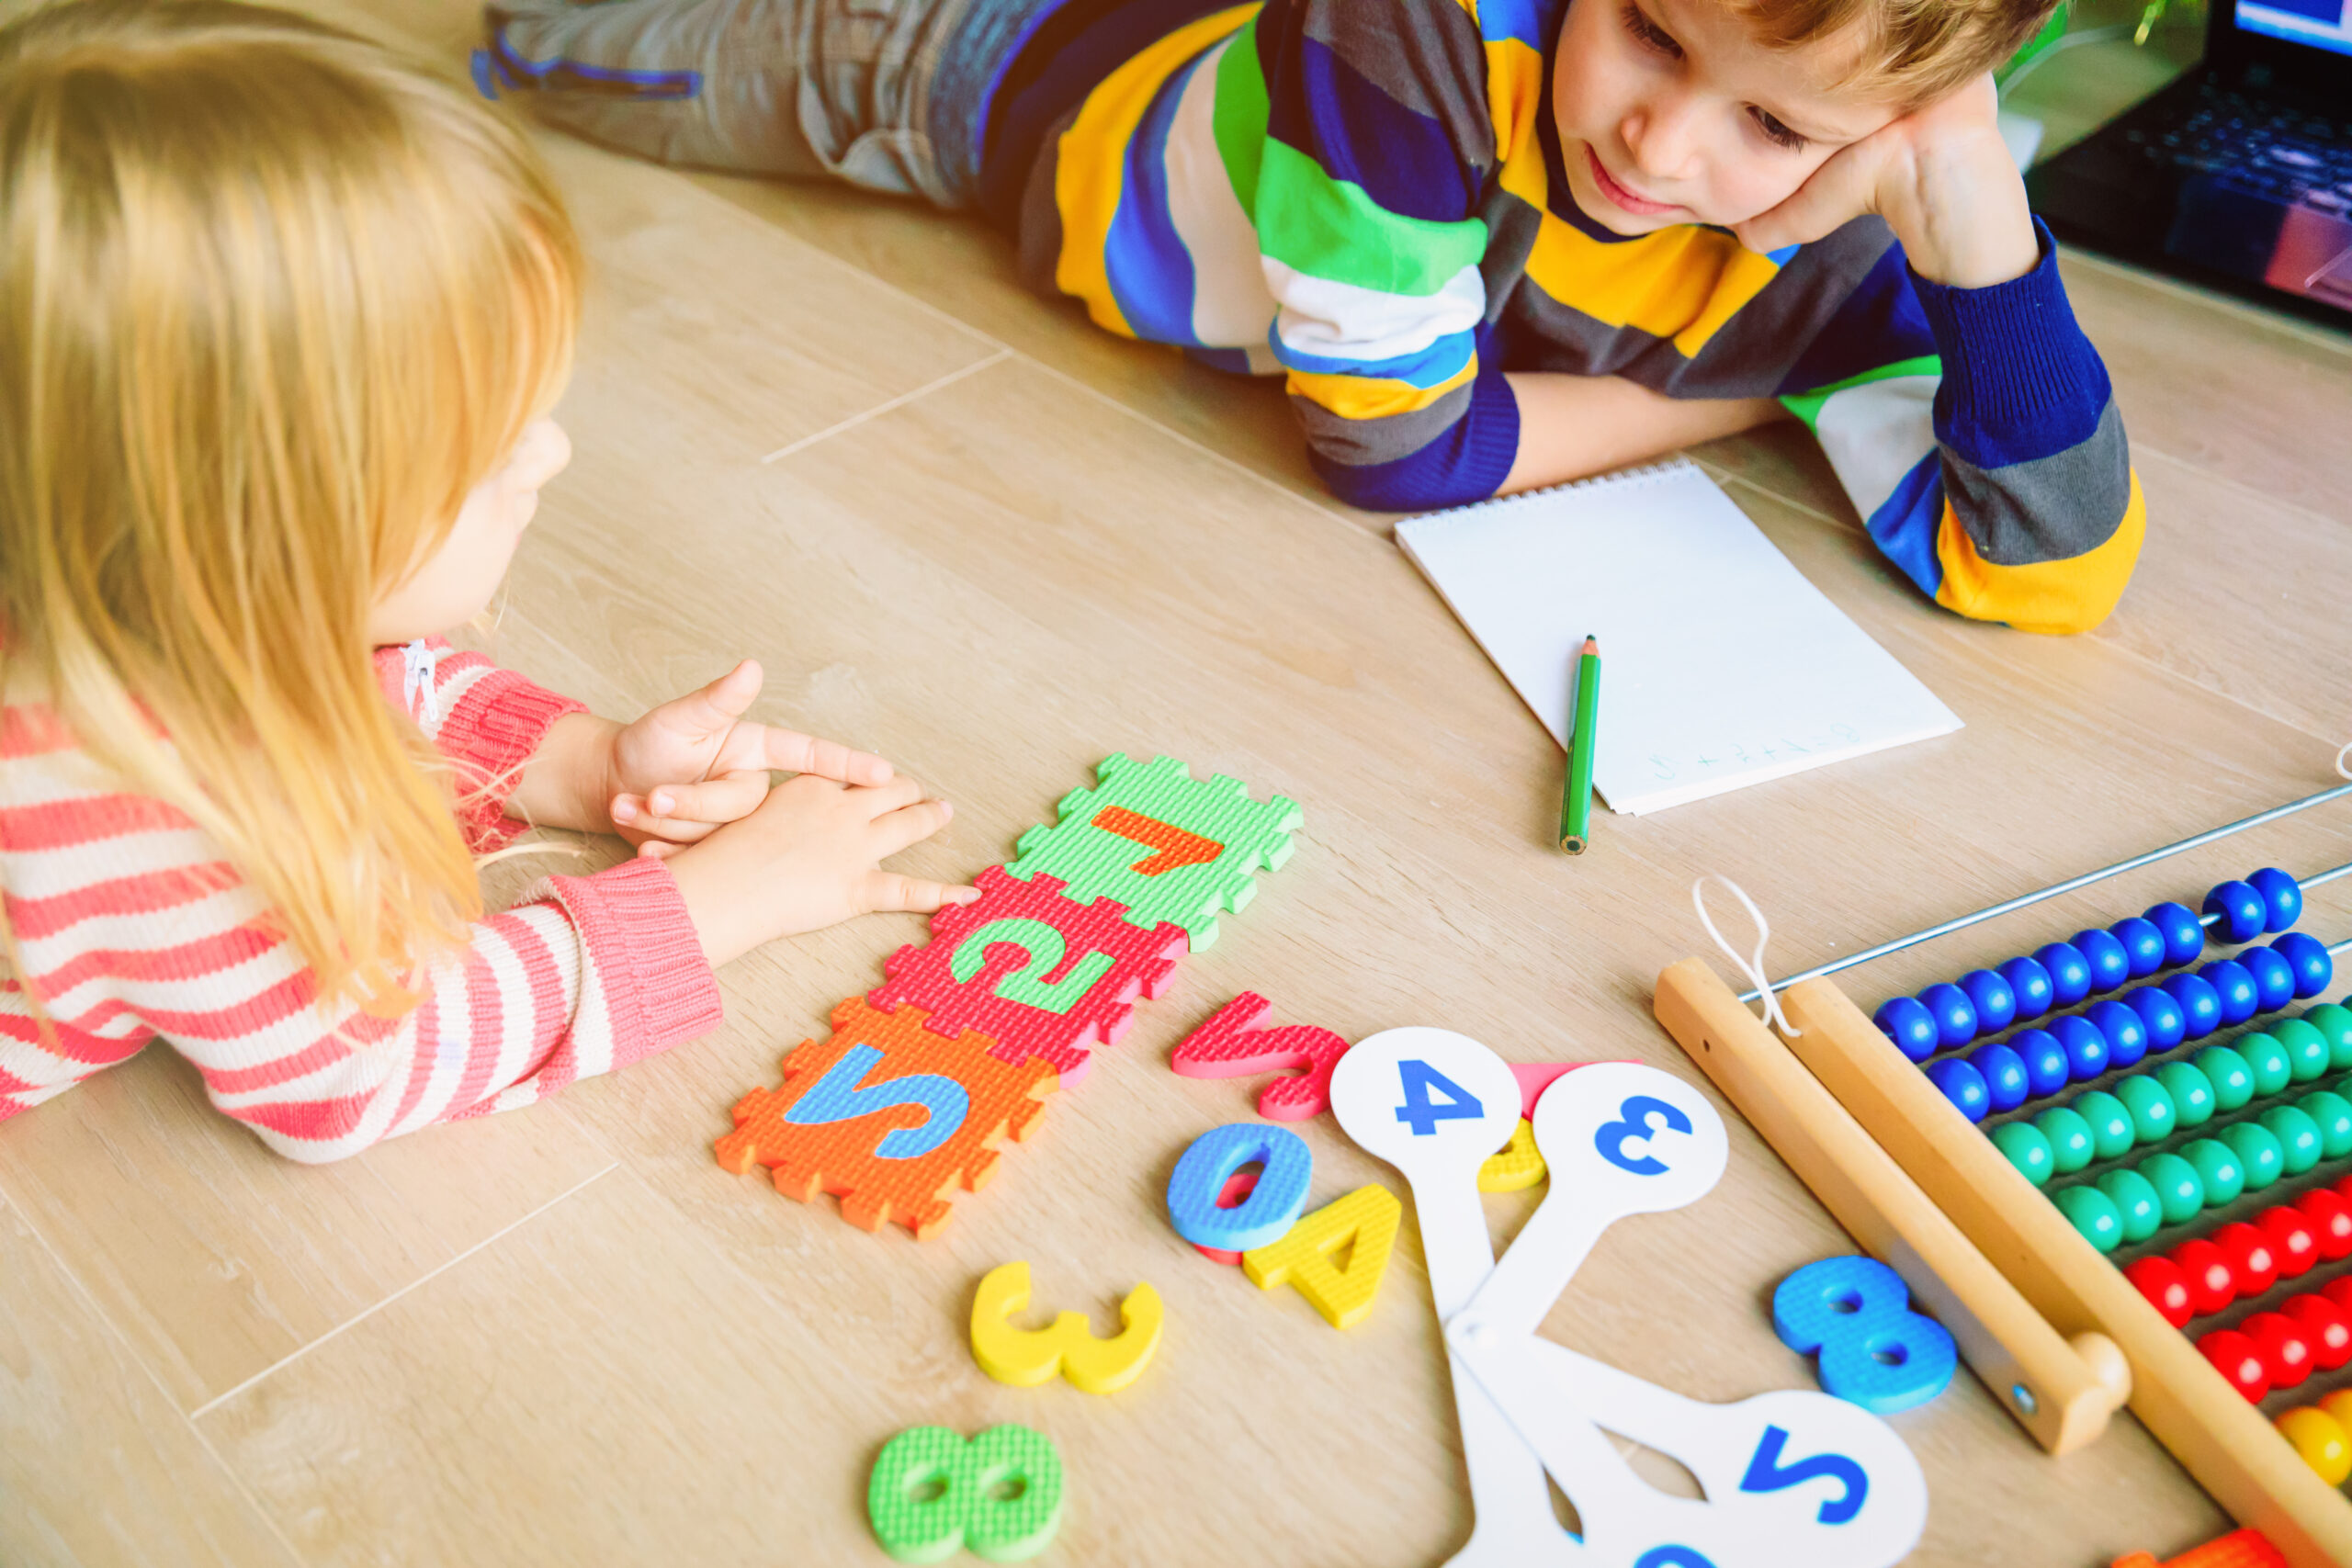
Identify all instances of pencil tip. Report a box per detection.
[1582,635,1600,652]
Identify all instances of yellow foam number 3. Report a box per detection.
[1242,1184,1401,1329]
[969,1260,1163,1394]
[949,919,1114,1016]
[1476,1118,1547,1192]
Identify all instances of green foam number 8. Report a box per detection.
[948,919,1114,1016]
[867,1425,1065,1563]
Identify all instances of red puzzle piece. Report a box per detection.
[716,997,1056,1239]
[1169,993,1351,1121]
[868,867,1187,1084]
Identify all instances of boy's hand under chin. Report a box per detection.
[1732,74,2040,289]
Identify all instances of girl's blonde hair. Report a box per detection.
[0,0,582,1011]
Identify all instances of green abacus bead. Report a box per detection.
[2224,1120,2286,1193]
[1993,1122,2055,1188]
[2273,1018,2332,1083]
[2075,1090,2136,1160]
[2182,1137,2245,1208]
[2053,1184,2125,1253]
[2036,1106,2098,1176]
[2262,1104,2324,1176]
[2158,1061,2218,1129]
[2139,1151,2207,1224]
[2303,1002,2352,1071]
[2237,1032,2295,1098]
[2196,1046,2256,1112]
[2301,1089,2352,1158]
[2113,1075,2177,1145]
[2097,1168,2165,1244]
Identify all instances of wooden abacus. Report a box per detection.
[1656,782,2352,1568]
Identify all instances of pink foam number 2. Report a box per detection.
[1170,993,1352,1122]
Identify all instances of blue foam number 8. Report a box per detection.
[1771,1256,1957,1415]
[1394,1058,1485,1136]
[1595,1093,1693,1176]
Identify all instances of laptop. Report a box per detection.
[2027,0,2352,330]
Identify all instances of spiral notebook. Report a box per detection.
[1395,459,1962,815]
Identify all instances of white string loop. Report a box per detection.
[1693,874,1799,1036]
[2335,738,2352,782]
[401,639,441,727]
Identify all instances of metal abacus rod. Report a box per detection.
[1736,781,2352,1004]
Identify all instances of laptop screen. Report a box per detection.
[2236,0,2352,58]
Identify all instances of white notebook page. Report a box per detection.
[1395,459,1962,814]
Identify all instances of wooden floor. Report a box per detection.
[9,4,2352,1564]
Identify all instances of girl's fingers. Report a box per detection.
[636,838,684,861]
[854,773,927,818]
[763,726,893,786]
[635,770,768,826]
[870,796,954,856]
[862,871,981,915]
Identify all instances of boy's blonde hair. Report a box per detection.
[1738,0,2061,105]
[0,0,582,1012]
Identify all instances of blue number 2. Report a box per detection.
[1394,1059,1484,1136]
[784,1044,970,1160]
[1594,1093,1692,1176]
[1738,1425,1867,1525]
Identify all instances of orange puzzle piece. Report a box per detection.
[716,997,1057,1239]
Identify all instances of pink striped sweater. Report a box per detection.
[0,639,723,1162]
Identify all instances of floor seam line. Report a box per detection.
[187,1158,621,1421]
[760,347,1013,465]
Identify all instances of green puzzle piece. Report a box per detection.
[1003,754,1303,950]
[867,1425,1065,1563]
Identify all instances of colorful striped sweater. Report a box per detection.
[0,641,723,1163]
[986,0,2145,634]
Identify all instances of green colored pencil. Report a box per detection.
[1559,636,1601,854]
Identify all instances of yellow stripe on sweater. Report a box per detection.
[1287,355,1479,422]
[1522,219,1781,352]
[1054,5,1257,338]
[1933,470,2146,635]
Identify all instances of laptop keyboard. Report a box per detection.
[2120,86,2352,213]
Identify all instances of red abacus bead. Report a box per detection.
[2199,1328,2271,1401]
[2214,1222,2281,1299]
[2326,1275,2352,1314]
[2245,1311,2315,1391]
[2285,1294,2352,1371]
[2127,1256,2196,1327]
[2299,1188,2352,1261]
[2260,1207,2322,1280]
[2174,1239,2240,1316]
[2336,1172,2352,1204]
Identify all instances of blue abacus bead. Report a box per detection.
[2125,985,2188,1053]
[1957,969,2017,1035]
[2250,866,2304,934]
[2242,944,2299,1013]
[2147,901,2207,965]
[1874,996,1941,1063]
[2072,928,2132,995]
[2274,932,2333,999]
[2205,879,2268,943]
[2037,942,2094,1008]
[1166,1123,1314,1251]
[2199,959,2261,1028]
[1917,983,1979,1050]
[2086,998,2149,1070]
[2163,972,2224,1040]
[2013,1029,2071,1097]
[1926,1057,1992,1122]
[1770,1257,1957,1415]
[1970,1043,2031,1113]
[2109,917,2168,980]
[1999,955,2056,1021]
[2052,1013,2110,1083]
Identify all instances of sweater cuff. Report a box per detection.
[441,674,589,851]
[1909,218,2112,470]
[543,855,723,1066]
[1311,363,1521,512]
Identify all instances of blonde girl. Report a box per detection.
[0,0,972,1161]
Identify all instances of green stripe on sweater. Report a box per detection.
[1255,139,1487,296]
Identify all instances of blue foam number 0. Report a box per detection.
[1771,1256,1957,1415]
[1394,1058,1485,1136]
[1632,1550,1718,1568]
[784,1043,970,1161]
[1737,1425,1867,1525]
[1594,1093,1693,1176]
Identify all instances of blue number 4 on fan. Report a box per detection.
[1395,1059,1486,1136]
